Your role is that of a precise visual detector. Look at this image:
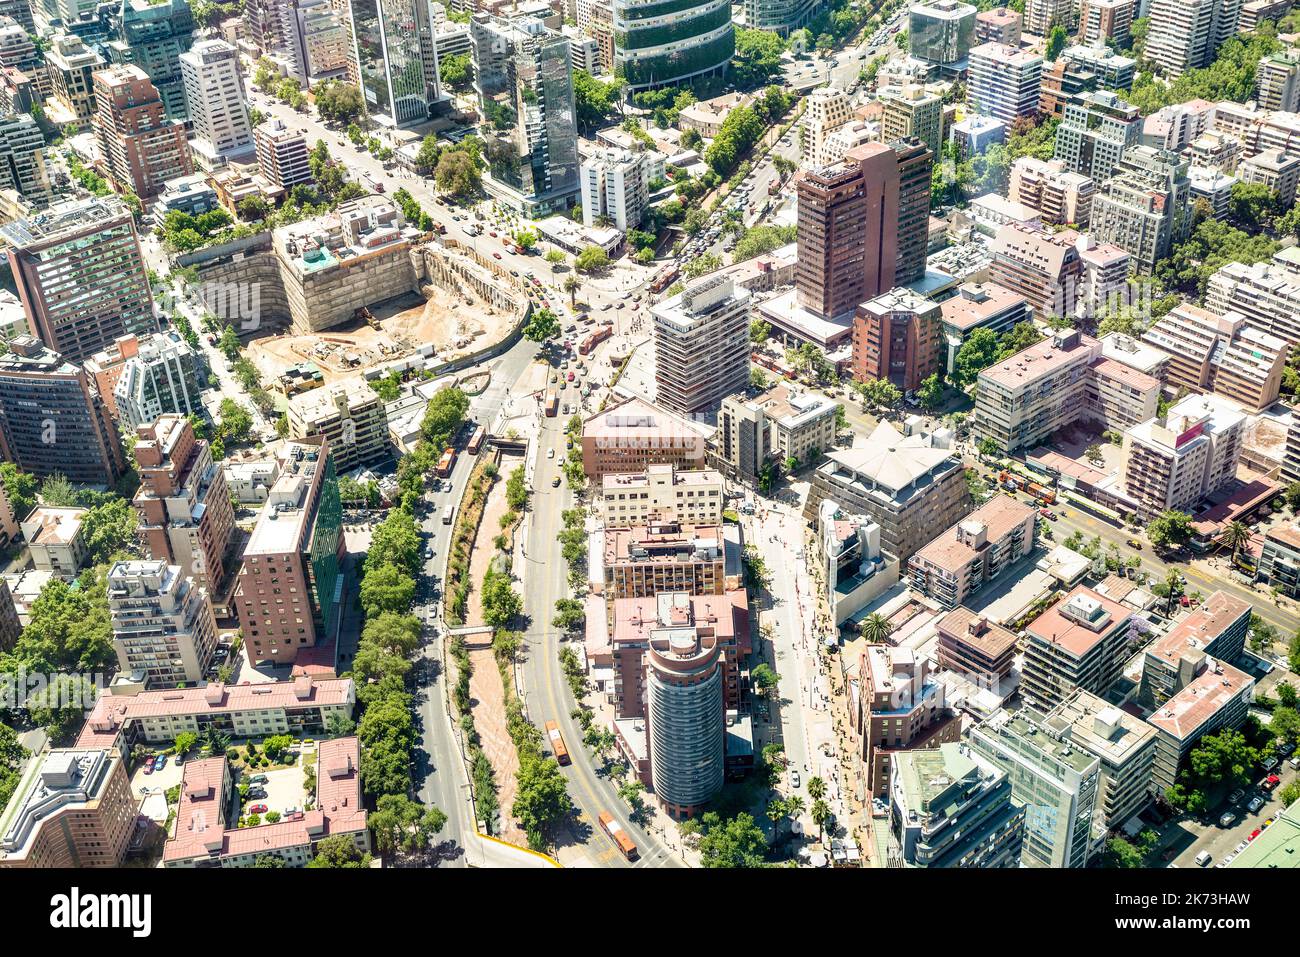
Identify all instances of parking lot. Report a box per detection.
[1169,749,1299,867]
[240,756,312,822]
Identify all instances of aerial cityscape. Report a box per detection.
[0,0,1298,892]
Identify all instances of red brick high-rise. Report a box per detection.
[93,64,193,198]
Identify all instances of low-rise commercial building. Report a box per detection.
[580,396,711,478]
[599,466,724,527]
[936,607,1019,685]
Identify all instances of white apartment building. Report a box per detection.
[1205,245,1300,350]
[968,42,1043,124]
[802,86,854,168]
[180,39,255,170]
[600,465,725,526]
[1256,51,1300,113]
[581,148,650,232]
[652,275,751,417]
[286,376,389,473]
[108,560,217,688]
[1025,0,1076,34]
[254,118,312,190]
[109,331,205,431]
[1146,0,1242,78]
[1121,393,1244,520]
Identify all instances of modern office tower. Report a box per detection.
[287,376,390,473]
[1090,146,1191,274]
[742,0,816,34]
[852,288,943,392]
[1,196,154,364]
[893,138,933,286]
[93,64,194,199]
[108,559,218,687]
[581,148,650,232]
[888,742,1025,868]
[1055,90,1141,181]
[651,275,750,417]
[987,224,1084,319]
[471,13,579,216]
[132,414,236,596]
[1021,584,1136,709]
[0,114,49,202]
[1141,304,1287,412]
[856,644,961,796]
[85,331,203,429]
[805,419,969,563]
[600,465,725,527]
[234,437,343,664]
[1148,656,1253,793]
[1206,247,1300,350]
[44,32,104,130]
[715,382,838,481]
[935,607,1019,683]
[0,747,136,868]
[291,0,351,83]
[968,42,1044,124]
[908,0,976,73]
[179,39,254,170]
[613,0,734,91]
[974,6,1021,44]
[351,0,442,127]
[1044,690,1157,832]
[796,143,898,321]
[1239,147,1300,207]
[106,0,196,121]
[1257,51,1300,112]
[254,118,312,190]
[1146,0,1241,78]
[1025,0,1076,34]
[1121,393,1244,520]
[0,336,124,487]
[801,86,854,167]
[908,495,1037,610]
[970,709,1102,869]
[1008,157,1095,228]
[879,84,943,159]
[1079,0,1134,45]
[0,0,31,33]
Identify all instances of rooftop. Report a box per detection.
[1043,689,1157,766]
[936,606,1019,659]
[981,330,1100,390]
[939,282,1027,332]
[1147,659,1253,740]
[1027,585,1131,659]
[823,420,957,496]
[1145,592,1250,668]
[912,494,1036,573]
[21,506,87,547]
[0,748,120,860]
[582,396,712,444]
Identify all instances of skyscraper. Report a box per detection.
[471,13,579,216]
[968,42,1044,123]
[742,0,816,34]
[652,274,751,417]
[93,64,194,198]
[893,137,933,287]
[613,0,734,91]
[350,0,442,127]
[909,0,976,74]
[106,0,196,121]
[179,39,255,169]
[1146,0,1241,78]
[1054,90,1141,181]
[1,195,155,364]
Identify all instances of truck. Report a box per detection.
[579,324,612,356]
[467,426,486,455]
[436,447,456,478]
[598,811,638,861]
[544,721,570,766]
[544,387,559,417]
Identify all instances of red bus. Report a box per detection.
[544,387,559,417]
[649,265,679,294]
[545,721,569,766]
[467,426,486,455]
[579,325,612,355]
[598,811,638,861]
[436,447,457,477]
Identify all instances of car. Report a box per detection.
[547,448,555,459]
[1219,811,1237,827]
[790,771,801,789]
[567,371,575,381]
[143,760,154,775]
[247,788,267,800]
[1279,742,1295,756]
[1264,756,1279,771]
[425,547,434,559]
[489,231,497,237]
[552,476,561,487]
[1219,853,1235,867]
[1291,755,1300,770]
[1263,774,1281,791]
[1126,538,1143,549]
[1195,850,1213,866]
[493,252,502,259]
[1248,795,1266,813]
[248,804,269,815]
[1228,788,1245,804]
[249,774,269,785]
[1235,840,1249,854]
[155,755,167,770]
[1250,828,1263,842]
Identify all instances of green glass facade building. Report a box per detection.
[613,0,735,91]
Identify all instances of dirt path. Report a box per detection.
[466,465,516,628]
[467,642,526,846]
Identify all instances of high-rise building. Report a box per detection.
[879,84,943,160]
[0,113,49,202]
[974,6,1021,44]
[852,288,942,392]
[1008,156,1095,228]
[106,0,196,121]
[796,143,899,321]
[254,118,312,190]
[291,0,351,83]
[968,42,1044,124]
[1205,246,1300,350]
[651,275,750,417]
[471,13,579,216]
[1079,0,1134,45]
[1256,50,1300,112]
[888,742,1025,868]
[613,0,734,91]
[350,0,442,127]
[893,138,933,287]
[93,64,194,199]
[856,644,961,796]
[132,414,236,596]
[1140,591,1250,707]
[1025,0,1076,34]
[0,0,31,33]
[970,709,1102,869]
[234,437,343,664]
[908,0,976,73]
[1146,0,1241,78]
[108,559,218,687]
[715,383,839,481]
[580,148,651,232]
[1054,90,1141,182]
[44,32,104,131]
[2,196,154,364]
[85,331,204,430]
[286,376,390,473]
[908,495,1037,609]
[742,0,816,34]
[1020,585,1137,710]
[1090,145,1191,274]
[180,39,255,170]
[801,86,854,168]
[0,336,125,487]
[986,223,1084,319]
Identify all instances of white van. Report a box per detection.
[1195,850,1212,867]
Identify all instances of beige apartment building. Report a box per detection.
[935,607,1019,684]
[287,376,389,473]
[602,523,731,602]
[1142,304,1286,412]
[1021,586,1136,710]
[108,559,218,688]
[600,465,724,527]
[908,495,1037,609]
[714,383,839,481]
[1007,157,1094,228]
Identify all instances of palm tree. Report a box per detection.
[1163,569,1184,616]
[807,776,826,802]
[563,274,580,307]
[861,613,892,644]
[811,799,832,842]
[785,795,806,836]
[766,798,787,837]
[1222,520,1251,561]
